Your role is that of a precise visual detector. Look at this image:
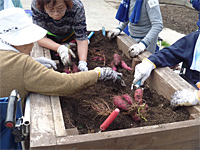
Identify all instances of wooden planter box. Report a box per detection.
[30,33,200,149]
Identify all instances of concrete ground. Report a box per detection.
[21,0,184,45]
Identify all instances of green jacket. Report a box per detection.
[0,50,98,103]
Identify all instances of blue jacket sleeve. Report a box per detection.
[148,31,200,67]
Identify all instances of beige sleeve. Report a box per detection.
[23,56,98,96]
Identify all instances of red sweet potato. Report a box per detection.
[132,113,140,122]
[110,61,117,71]
[121,61,132,71]
[64,68,71,74]
[122,94,133,105]
[134,88,143,104]
[113,53,122,66]
[113,96,130,111]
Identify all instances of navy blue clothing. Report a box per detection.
[148,31,200,84]
[191,0,200,29]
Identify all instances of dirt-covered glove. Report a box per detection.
[78,61,88,71]
[128,42,146,58]
[171,90,200,106]
[33,57,57,70]
[132,58,156,86]
[94,67,122,82]
[57,45,76,66]
[107,28,121,40]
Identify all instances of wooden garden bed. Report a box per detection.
[30,33,200,149]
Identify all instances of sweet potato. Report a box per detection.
[110,61,117,71]
[64,68,71,74]
[121,61,132,71]
[113,96,130,111]
[134,88,143,104]
[132,113,140,122]
[113,53,121,66]
[122,94,133,105]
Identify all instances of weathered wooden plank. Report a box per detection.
[65,128,79,135]
[51,96,67,137]
[30,43,59,149]
[56,119,200,149]
[116,33,136,59]
[30,93,56,149]
[31,42,52,59]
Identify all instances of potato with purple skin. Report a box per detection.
[113,94,148,122]
[113,95,130,111]
[122,94,133,105]
[110,53,132,71]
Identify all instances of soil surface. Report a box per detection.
[160,4,198,34]
[59,30,190,134]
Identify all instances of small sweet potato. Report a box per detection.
[113,96,130,111]
[122,94,133,105]
[64,68,71,74]
[113,53,122,66]
[132,113,140,122]
[121,61,132,71]
[134,88,143,104]
[110,61,117,71]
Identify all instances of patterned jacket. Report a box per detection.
[31,0,88,41]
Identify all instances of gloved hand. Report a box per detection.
[132,58,156,86]
[107,28,121,40]
[171,90,200,106]
[94,67,122,82]
[78,61,88,71]
[128,42,146,58]
[33,57,57,70]
[57,45,76,66]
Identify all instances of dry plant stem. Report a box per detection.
[84,99,112,116]
[83,99,112,116]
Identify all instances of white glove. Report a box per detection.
[128,42,146,58]
[78,61,88,72]
[57,45,76,66]
[171,90,200,106]
[33,57,57,70]
[132,58,156,86]
[107,28,121,40]
[95,67,122,82]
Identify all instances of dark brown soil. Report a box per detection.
[59,30,190,134]
[160,4,198,34]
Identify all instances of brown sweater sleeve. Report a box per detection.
[23,56,98,96]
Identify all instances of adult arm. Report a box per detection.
[148,31,199,67]
[23,56,98,96]
[76,40,88,62]
[141,0,163,47]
